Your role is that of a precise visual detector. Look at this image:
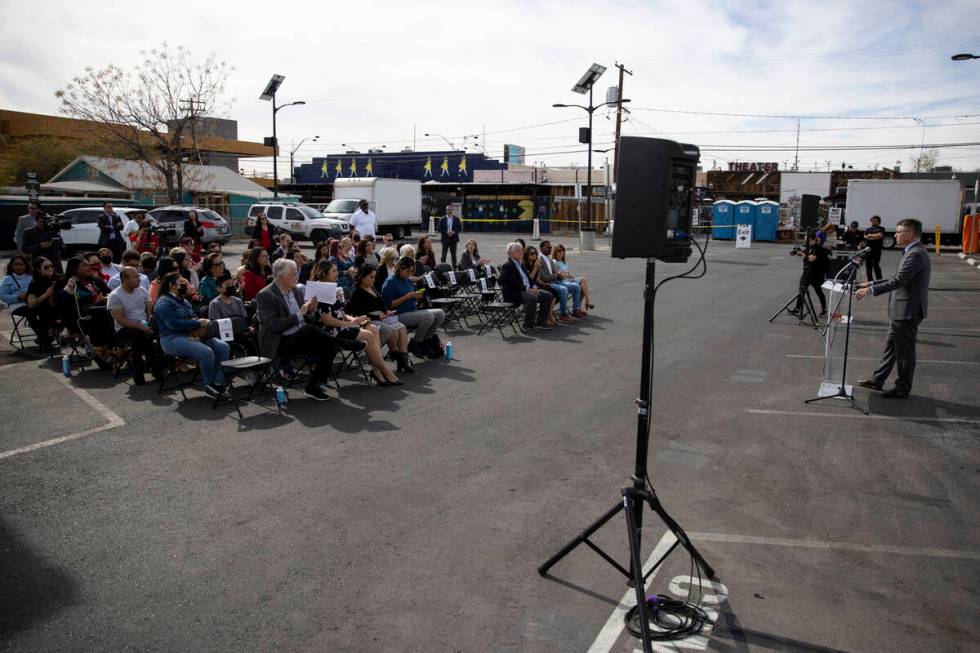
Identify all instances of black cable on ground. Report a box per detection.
[624,593,711,641]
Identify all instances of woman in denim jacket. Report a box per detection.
[152,271,230,397]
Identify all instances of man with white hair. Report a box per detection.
[256,258,338,401]
[499,241,553,333]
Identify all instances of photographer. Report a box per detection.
[792,231,829,317]
[22,212,64,272]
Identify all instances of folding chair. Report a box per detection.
[8,306,39,351]
[330,338,371,389]
[424,270,465,332]
[212,355,275,419]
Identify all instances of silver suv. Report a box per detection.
[147,206,231,244]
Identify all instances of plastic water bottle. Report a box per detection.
[62,355,71,377]
[275,386,288,407]
[445,341,453,361]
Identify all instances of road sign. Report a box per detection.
[25,172,40,202]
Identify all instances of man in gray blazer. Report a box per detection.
[255,258,337,401]
[855,218,931,398]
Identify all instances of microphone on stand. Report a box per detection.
[848,246,872,260]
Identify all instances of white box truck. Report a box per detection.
[845,179,962,248]
[324,178,422,239]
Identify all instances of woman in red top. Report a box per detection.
[241,247,271,301]
[252,213,275,252]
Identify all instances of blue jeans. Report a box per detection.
[160,335,230,386]
[550,280,582,315]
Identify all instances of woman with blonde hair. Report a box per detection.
[551,243,593,310]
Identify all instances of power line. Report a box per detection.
[630,107,980,121]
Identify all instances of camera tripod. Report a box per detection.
[538,258,715,653]
[770,273,820,328]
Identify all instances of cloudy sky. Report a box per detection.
[3,0,979,175]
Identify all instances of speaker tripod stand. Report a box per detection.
[538,259,715,653]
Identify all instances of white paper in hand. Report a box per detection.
[217,318,235,342]
[383,315,400,325]
[304,281,337,304]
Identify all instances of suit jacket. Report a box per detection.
[97,212,124,247]
[437,215,462,244]
[498,258,530,304]
[872,241,930,321]
[536,255,562,285]
[255,283,307,358]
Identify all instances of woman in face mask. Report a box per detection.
[98,248,122,278]
[152,271,230,398]
[207,273,256,355]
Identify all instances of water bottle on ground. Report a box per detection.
[62,355,71,377]
[275,386,288,408]
[445,341,453,360]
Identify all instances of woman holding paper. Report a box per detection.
[312,260,402,386]
[349,263,414,374]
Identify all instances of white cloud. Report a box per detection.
[2,0,978,173]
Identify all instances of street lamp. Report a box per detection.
[424,132,480,151]
[259,74,306,199]
[951,53,979,60]
[552,63,630,250]
[289,135,319,184]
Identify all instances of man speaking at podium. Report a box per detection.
[854,219,930,399]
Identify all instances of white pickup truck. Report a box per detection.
[245,202,350,243]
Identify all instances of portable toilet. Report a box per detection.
[753,200,779,242]
[712,200,736,239]
[734,200,756,240]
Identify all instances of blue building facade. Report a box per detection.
[293,150,507,184]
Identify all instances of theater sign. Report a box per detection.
[728,162,779,172]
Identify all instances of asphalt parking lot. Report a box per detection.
[1,233,978,652]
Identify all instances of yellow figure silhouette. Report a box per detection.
[334,160,343,177]
[440,156,450,177]
[320,160,329,178]
[518,199,535,220]
[365,158,374,176]
[349,159,358,177]
[457,155,468,177]
[424,156,433,178]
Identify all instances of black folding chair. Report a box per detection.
[212,355,275,419]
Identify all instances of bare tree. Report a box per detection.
[56,43,232,203]
[911,147,939,173]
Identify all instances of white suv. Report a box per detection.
[246,202,349,242]
[56,207,163,252]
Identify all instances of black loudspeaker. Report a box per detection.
[612,137,699,261]
[800,194,820,230]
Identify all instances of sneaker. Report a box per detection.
[521,324,537,333]
[204,384,224,398]
[535,323,553,331]
[304,384,331,401]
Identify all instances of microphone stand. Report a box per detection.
[804,256,868,414]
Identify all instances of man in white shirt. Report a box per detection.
[107,267,156,385]
[349,200,377,238]
[108,251,150,290]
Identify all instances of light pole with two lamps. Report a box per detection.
[553,63,629,250]
[259,74,307,199]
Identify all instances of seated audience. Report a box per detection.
[538,240,584,321]
[355,237,380,269]
[170,247,201,289]
[381,256,445,359]
[415,236,436,274]
[27,257,59,349]
[255,258,338,401]
[60,255,115,355]
[140,253,158,282]
[375,247,398,293]
[242,248,272,301]
[98,248,123,278]
[83,250,111,284]
[107,267,158,385]
[149,257,199,307]
[2,254,46,345]
[348,263,413,374]
[271,233,293,262]
[500,242,552,333]
[522,246,558,327]
[459,239,491,270]
[552,243,594,310]
[328,239,355,295]
[197,252,226,302]
[152,271,230,398]
[108,250,150,290]
[208,273,255,355]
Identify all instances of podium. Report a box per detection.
[817,280,853,398]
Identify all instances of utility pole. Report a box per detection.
[793,119,800,171]
[612,61,633,188]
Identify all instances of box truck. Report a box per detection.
[845,179,962,248]
[324,178,423,239]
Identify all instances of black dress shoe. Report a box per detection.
[880,387,910,399]
[856,378,883,391]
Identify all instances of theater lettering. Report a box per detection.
[728,162,779,172]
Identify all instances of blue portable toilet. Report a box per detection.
[753,200,779,242]
[712,200,736,239]
[734,200,756,240]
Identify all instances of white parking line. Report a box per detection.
[687,532,980,560]
[0,374,124,460]
[747,408,980,425]
[785,354,980,365]
[587,530,677,653]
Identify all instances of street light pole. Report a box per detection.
[272,94,278,199]
[586,83,594,234]
[290,136,320,184]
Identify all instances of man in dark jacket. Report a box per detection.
[437,205,462,267]
[97,202,125,262]
[856,218,931,398]
[255,258,338,401]
[498,241,552,333]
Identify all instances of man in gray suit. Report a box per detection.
[255,258,337,401]
[855,218,931,398]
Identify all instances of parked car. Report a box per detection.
[245,202,349,242]
[56,207,168,252]
[147,206,231,244]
